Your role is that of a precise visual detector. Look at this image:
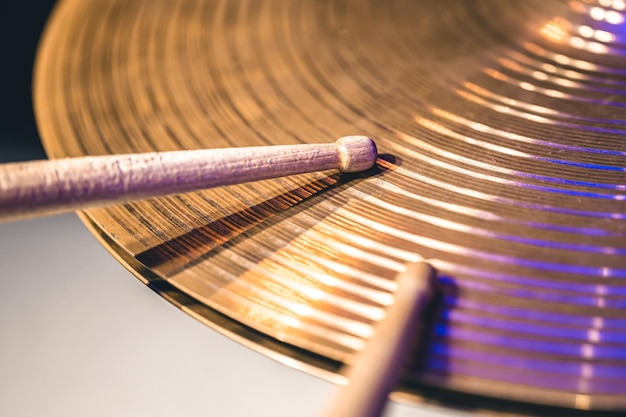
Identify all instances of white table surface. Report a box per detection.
[0,213,469,417]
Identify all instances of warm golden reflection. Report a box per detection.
[540,17,571,42]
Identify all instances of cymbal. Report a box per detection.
[34,0,626,412]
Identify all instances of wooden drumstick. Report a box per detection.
[0,136,377,222]
[321,262,437,417]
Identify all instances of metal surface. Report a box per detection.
[34,0,626,413]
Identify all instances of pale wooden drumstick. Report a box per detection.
[321,262,437,417]
[0,136,377,222]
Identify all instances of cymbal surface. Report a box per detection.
[35,0,626,412]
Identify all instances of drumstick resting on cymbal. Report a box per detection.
[0,136,377,222]
[320,262,437,417]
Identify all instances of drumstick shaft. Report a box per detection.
[321,262,436,417]
[0,136,376,222]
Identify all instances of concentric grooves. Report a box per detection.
[35,0,626,412]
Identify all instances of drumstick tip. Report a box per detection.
[335,136,378,173]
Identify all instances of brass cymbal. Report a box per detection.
[35,0,626,412]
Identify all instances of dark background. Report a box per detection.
[0,1,57,162]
